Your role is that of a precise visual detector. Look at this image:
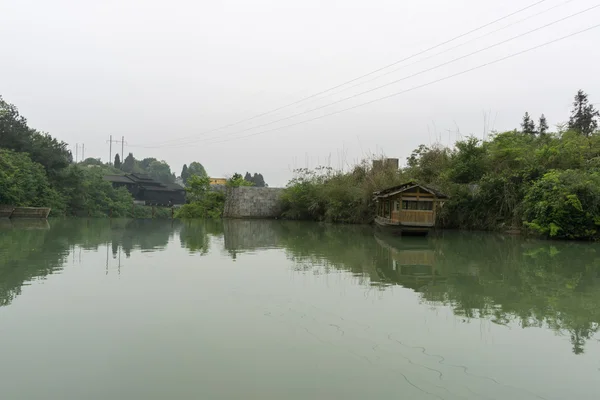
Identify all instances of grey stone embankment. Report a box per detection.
[222,187,284,219]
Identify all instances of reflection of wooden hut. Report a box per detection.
[374,233,444,288]
[373,181,447,235]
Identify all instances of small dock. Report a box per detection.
[0,206,51,219]
[0,205,15,218]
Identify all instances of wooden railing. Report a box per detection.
[399,210,434,226]
[375,216,400,225]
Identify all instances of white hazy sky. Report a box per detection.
[1,0,599,186]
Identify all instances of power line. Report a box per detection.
[131,0,549,148]
[160,4,600,148]
[204,23,600,146]
[297,0,578,105]
[106,136,126,165]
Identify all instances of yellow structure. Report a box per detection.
[209,177,227,186]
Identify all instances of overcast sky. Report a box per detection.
[1,0,599,186]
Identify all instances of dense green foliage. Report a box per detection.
[175,173,254,219]
[281,90,600,239]
[180,161,207,185]
[0,149,61,209]
[281,163,403,224]
[175,175,225,219]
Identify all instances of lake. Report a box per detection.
[1,218,599,400]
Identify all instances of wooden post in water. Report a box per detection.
[171,207,174,219]
[152,205,155,218]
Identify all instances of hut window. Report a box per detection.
[402,200,433,210]
[418,201,433,211]
[394,201,400,211]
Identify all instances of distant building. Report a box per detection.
[209,177,227,186]
[103,173,186,206]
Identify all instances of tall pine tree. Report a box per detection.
[122,153,135,173]
[181,164,189,184]
[538,114,549,135]
[114,153,121,169]
[568,89,599,137]
[521,112,536,135]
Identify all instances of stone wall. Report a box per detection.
[223,187,284,219]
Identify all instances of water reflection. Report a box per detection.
[217,220,600,355]
[2,218,600,356]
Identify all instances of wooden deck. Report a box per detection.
[10,207,51,219]
[0,205,15,218]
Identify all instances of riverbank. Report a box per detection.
[278,129,600,240]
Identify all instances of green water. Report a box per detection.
[1,219,599,400]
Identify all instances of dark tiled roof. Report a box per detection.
[142,186,178,192]
[104,174,184,192]
[103,175,135,184]
[373,180,448,199]
[129,173,154,181]
[162,182,185,191]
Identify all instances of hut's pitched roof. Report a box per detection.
[373,180,448,199]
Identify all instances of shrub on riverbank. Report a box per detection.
[280,163,405,223]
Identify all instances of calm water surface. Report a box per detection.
[1,219,599,399]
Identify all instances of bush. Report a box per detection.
[522,170,600,239]
[281,162,406,224]
[175,192,225,219]
[0,149,65,211]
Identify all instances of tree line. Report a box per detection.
[281,89,600,240]
[1,94,269,216]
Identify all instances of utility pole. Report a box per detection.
[106,136,126,165]
[75,143,78,163]
[121,136,124,163]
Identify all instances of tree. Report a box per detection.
[146,160,175,183]
[227,173,253,187]
[538,114,549,135]
[568,90,599,137]
[447,136,486,183]
[139,157,157,171]
[523,170,600,239]
[253,173,266,187]
[521,112,536,135]
[243,172,266,187]
[0,149,57,207]
[80,157,104,167]
[122,153,135,173]
[0,96,31,152]
[185,174,211,202]
[188,162,207,178]
[181,164,189,184]
[114,154,121,169]
[175,174,225,219]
